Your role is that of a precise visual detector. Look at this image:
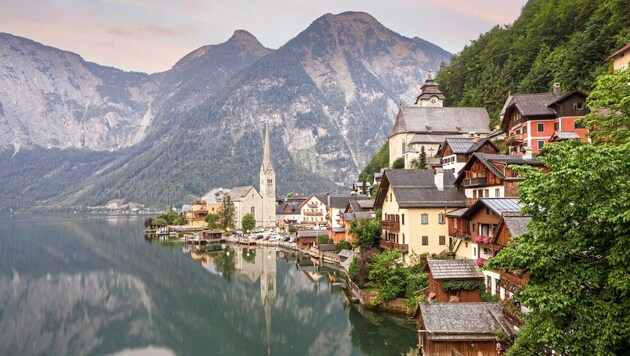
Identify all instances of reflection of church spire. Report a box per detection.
[260,249,276,355]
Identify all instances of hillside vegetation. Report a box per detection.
[435,0,630,128]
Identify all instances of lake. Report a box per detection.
[0,215,418,355]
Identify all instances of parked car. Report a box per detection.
[282,236,291,242]
[256,235,264,240]
[263,236,270,241]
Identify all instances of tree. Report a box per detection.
[368,249,408,304]
[204,213,219,229]
[350,217,382,252]
[488,140,630,355]
[410,146,427,169]
[580,69,630,145]
[391,157,405,169]
[218,196,235,231]
[241,213,256,233]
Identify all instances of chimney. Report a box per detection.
[434,168,444,191]
[553,83,561,96]
[474,137,481,143]
[523,147,533,159]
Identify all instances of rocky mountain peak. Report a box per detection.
[228,29,265,48]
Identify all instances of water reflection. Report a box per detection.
[0,216,418,355]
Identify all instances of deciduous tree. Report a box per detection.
[218,196,235,231]
[241,213,256,233]
[488,140,630,355]
[350,217,381,252]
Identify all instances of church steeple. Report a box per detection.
[261,124,273,171]
[259,124,276,228]
[414,72,445,107]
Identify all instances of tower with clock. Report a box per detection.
[414,72,445,107]
[259,124,277,228]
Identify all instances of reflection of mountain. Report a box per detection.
[0,216,417,355]
[0,272,162,356]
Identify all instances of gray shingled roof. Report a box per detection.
[390,107,491,138]
[420,303,514,341]
[357,199,374,210]
[462,198,523,219]
[298,229,328,238]
[512,92,560,116]
[377,169,466,209]
[228,186,258,201]
[445,207,468,218]
[428,259,484,279]
[503,216,532,237]
[329,195,368,209]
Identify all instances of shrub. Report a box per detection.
[334,240,352,253]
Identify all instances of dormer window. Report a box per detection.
[573,102,585,110]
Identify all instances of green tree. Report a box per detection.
[350,217,382,252]
[488,140,630,355]
[368,249,408,304]
[580,69,630,145]
[218,195,235,231]
[204,213,219,229]
[410,146,427,169]
[391,157,405,169]
[241,213,256,233]
[359,141,389,182]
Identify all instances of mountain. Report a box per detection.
[0,33,159,151]
[51,11,451,209]
[0,12,451,211]
[435,0,630,128]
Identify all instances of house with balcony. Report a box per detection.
[500,86,589,156]
[437,137,498,174]
[327,195,370,242]
[184,201,210,227]
[454,153,544,206]
[276,200,302,228]
[425,259,484,303]
[374,169,466,262]
[298,194,328,229]
[339,198,374,243]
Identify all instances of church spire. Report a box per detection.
[261,124,273,171]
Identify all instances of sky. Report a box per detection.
[0,0,528,74]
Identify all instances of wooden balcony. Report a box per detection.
[380,239,409,253]
[499,269,529,289]
[380,220,400,232]
[304,211,323,216]
[506,134,524,146]
[461,176,487,188]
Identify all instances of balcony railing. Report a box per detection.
[380,239,409,253]
[499,269,529,289]
[461,176,487,188]
[304,211,323,216]
[380,220,400,232]
[506,134,524,146]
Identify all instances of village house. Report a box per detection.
[297,229,328,249]
[184,200,210,227]
[607,42,630,71]
[298,194,328,229]
[425,259,484,303]
[339,198,375,243]
[453,153,544,206]
[388,75,491,168]
[501,86,590,156]
[437,137,498,175]
[327,195,370,242]
[418,303,516,356]
[275,200,303,228]
[374,169,466,262]
[202,187,229,215]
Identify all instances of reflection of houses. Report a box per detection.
[298,194,328,228]
[388,75,491,168]
[437,137,498,175]
[454,153,544,206]
[374,169,466,262]
[501,87,589,156]
[426,259,483,303]
[418,303,515,356]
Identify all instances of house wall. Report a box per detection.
[428,273,483,303]
[300,196,326,227]
[613,50,629,71]
[389,133,414,165]
[404,208,450,258]
[467,207,502,260]
[233,189,263,229]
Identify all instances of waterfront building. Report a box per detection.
[228,186,263,230]
[374,169,466,263]
[260,124,277,228]
[327,194,370,242]
[298,194,328,229]
[425,259,484,303]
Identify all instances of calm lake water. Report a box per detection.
[0,215,418,355]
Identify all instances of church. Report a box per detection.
[259,124,277,228]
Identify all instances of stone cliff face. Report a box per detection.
[0,33,159,151]
[0,12,451,209]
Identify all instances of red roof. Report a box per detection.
[607,43,630,60]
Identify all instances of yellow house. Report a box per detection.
[185,201,209,227]
[607,43,630,71]
[374,169,466,263]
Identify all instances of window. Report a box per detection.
[575,121,585,129]
[402,214,405,225]
[439,235,446,245]
[422,236,429,245]
[485,207,490,215]
[483,248,490,254]
[473,246,477,256]
[480,224,490,236]
[438,214,445,224]
[537,123,545,132]
[267,179,272,184]
[484,189,489,197]
[537,140,545,150]
[554,122,559,131]
[389,193,392,202]
[421,214,428,224]
[473,190,477,199]
[251,207,255,215]
[486,276,492,288]
[494,188,500,197]
[523,126,527,134]
[573,102,585,110]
